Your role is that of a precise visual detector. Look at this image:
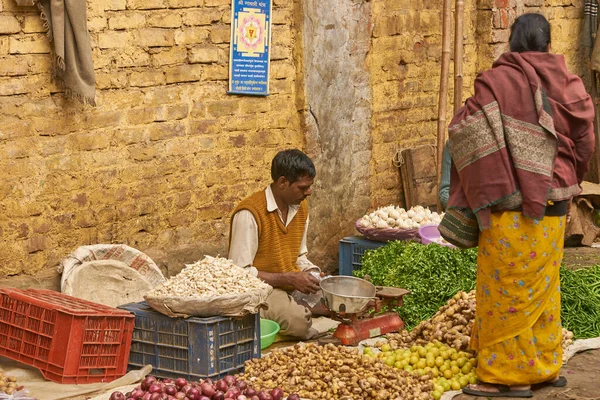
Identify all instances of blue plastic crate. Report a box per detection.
[118,302,260,381]
[338,236,387,276]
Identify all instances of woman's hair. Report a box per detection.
[271,149,316,183]
[509,13,551,53]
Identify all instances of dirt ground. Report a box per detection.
[455,348,600,400]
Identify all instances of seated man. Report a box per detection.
[228,149,321,340]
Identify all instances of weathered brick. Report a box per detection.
[147,12,182,28]
[0,15,20,34]
[165,64,203,83]
[126,107,158,125]
[168,0,203,7]
[22,15,45,33]
[0,75,44,95]
[148,121,187,141]
[189,44,220,63]
[114,49,151,67]
[209,26,230,43]
[136,28,175,47]
[493,9,509,29]
[272,8,291,24]
[128,146,158,161]
[109,13,146,29]
[105,0,127,10]
[270,44,292,60]
[68,132,111,151]
[207,100,239,116]
[127,0,167,9]
[174,27,209,44]
[491,29,510,43]
[0,37,8,55]
[9,34,50,54]
[88,16,108,31]
[129,70,166,87]
[202,64,227,80]
[0,55,29,76]
[36,137,66,156]
[114,126,150,144]
[270,61,295,79]
[183,9,222,26]
[83,111,123,129]
[204,0,229,5]
[95,71,128,89]
[189,119,220,134]
[240,97,270,114]
[98,31,131,48]
[155,104,189,121]
[150,46,188,65]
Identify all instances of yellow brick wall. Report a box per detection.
[367,0,586,209]
[0,0,305,275]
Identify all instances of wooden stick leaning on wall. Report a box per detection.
[454,0,464,114]
[436,0,452,212]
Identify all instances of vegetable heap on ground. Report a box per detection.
[358,205,443,230]
[560,265,600,339]
[148,256,270,298]
[0,372,20,395]
[354,239,600,339]
[353,241,477,329]
[109,375,297,400]
[363,341,476,400]
[239,343,433,400]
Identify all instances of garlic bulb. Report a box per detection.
[359,205,444,230]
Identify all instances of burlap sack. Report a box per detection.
[59,244,165,307]
[144,287,272,318]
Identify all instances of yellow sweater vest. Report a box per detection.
[230,190,308,273]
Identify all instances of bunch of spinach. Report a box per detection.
[353,241,478,330]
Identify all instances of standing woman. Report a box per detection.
[445,13,595,397]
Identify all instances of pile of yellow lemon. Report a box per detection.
[363,340,477,400]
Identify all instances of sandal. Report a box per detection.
[462,383,534,398]
[532,375,567,389]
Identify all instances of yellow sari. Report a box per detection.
[471,211,564,385]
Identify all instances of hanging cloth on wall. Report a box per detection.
[36,0,96,105]
[586,0,600,71]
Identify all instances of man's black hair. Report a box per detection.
[271,149,316,184]
[509,13,551,53]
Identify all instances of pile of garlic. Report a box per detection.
[148,256,271,298]
[358,205,443,230]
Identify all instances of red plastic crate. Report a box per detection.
[0,288,134,384]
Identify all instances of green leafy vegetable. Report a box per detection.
[353,241,477,330]
[560,265,600,339]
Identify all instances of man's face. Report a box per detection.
[283,175,314,205]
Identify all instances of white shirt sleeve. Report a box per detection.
[228,210,259,277]
[296,216,320,273]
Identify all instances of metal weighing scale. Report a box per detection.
[320,276,410,346]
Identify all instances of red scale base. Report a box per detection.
[333,312,404,346]
[326,285,410,346]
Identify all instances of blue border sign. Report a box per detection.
[228,0,272,96]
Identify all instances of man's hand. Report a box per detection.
[290,271,320,294]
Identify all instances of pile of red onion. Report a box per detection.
[108,375,300,400]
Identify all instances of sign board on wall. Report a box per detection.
[228,0,272,96]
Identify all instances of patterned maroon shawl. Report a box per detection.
[448,52,594,229]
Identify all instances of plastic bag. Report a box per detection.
[291,271,323,308]
[0,390,35,400]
